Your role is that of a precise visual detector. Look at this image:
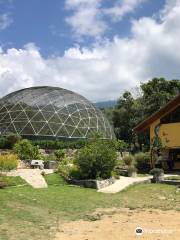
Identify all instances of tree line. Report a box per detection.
[103,78,180,149]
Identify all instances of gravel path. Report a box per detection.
[6,169,53,188]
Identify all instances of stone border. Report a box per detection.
[68,178,116,190]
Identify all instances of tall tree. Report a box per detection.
[110,78,180,146]
[140,78,180,117]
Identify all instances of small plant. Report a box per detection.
[54,149,65,161]
[0,153,18,171]
[123,155,134,166]
[42,154,57,161]
[149,168,164,175]
[14,139,41,160]
[127,165,137,177]
[149,168,164,183]
[134,152,150,173]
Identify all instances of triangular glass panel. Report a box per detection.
[38,124,54,136]
[65,125,75,136]
[49,114,62,124]
[20,123,35,135]
[13,111,28,121]
[30,121,45,134]
[48,123,61,135]
[65,116,76,126]
[31,112,46,122]
[41,111,54,121]
[13,121,29,134]
[41,104,55,112]
[59,107,69,115]
[25,110,37,119]
[58,113,68,123]
[71,128,82,138]
[86,128,97,138]
[0,113,11,123]
[5,123,17,135]
[9,103,23,112]
[0,106,8,114]
[89,117,98,128]
[78,127,88,136]
[67,105,78,114]
[9,111,22,120]
[56,126,69,137]
[71,116,80,125]
[87,109,96,118]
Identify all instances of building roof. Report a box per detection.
[133,94,180,132]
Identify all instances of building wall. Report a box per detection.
[159,123,180,148]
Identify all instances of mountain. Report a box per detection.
[95,100,117,108]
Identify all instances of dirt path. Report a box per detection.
[56,209,180,240]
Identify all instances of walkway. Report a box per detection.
[6,169,53,188]
[98,174,179,193]
[98,176,151,193]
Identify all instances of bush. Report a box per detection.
[134,152,151,173]
[127,165,137,176]
[74,139,117,180]
[32,139,88,150]
[42,154,57,162]
[149,168,164,176]
[0,154,18,171]
[114,139,128,152]
[0,134,21,149]
[123,155,134,166]
[14,139,41,160]
[54,149,65,161]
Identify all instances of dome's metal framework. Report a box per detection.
[0,87,115,139]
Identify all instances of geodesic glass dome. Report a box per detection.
[0,86,115,139]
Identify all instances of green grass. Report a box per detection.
[164,176,180,180]
[44,173,65,186]
[0,173,180,240]
[0,175,26,187]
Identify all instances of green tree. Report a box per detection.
[140,78,180,117]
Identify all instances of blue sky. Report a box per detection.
[0,0,165,57]
[0,0,179,101]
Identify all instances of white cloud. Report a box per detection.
[0,0,180,101]
[65,0,146,38]
[104,0,146,21]
[0,13,13,30]
[65,0,106,38]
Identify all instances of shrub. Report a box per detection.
[54,149,65,161]
[69,165,82,180]
[123,155,134,166]
[32,139,88,150]
[127,165,137,176]
[134,152,151,173]
[14,139,41,160]
[114,139,128,152]
[0,134,21,149]
[0,154,18,171]
[149,168,164,176]
[42,154,57,162]
[74,139,117,180]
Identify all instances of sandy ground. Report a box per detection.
[56,208,180,240]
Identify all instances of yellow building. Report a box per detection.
[134,94,180,170]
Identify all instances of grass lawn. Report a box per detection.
[0,173,180,240]
[164,176,180,180]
